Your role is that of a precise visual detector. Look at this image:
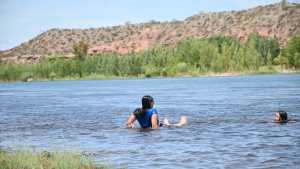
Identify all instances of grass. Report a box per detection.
[0,67,299,83]
[0,150,111,169]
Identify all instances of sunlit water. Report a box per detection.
[1,74,300,169]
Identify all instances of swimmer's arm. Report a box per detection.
[288,119,297,122]
[151,114,159,129]
[126,113,136,128]
[272,119,297,123]
[173,116,188,127]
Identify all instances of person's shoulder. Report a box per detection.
[150,108,158,114]
[133,108,142,116]
[134,108,142,112]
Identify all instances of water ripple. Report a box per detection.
[0,75,300,168]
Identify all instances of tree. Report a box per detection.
[283,35,300,68]
[268,38,280,64]
[73,41,88,60]
[72,41,89,77]
[243,36,262,70]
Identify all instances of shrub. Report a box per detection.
[282,35,300,68]
[176,62,188,73]
[73,41,88,60]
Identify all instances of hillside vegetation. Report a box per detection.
[1,34,299,82]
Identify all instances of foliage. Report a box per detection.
[282,34,300,68]
[0,150,109,169]
[73,41,88,60]
[0,35,298,82]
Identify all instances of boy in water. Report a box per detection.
[274,110,296,123]
[125,95,187,129]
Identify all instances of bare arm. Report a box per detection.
[151,114,159,129]
[126,113,136,128]
[173,116,188,127]
[162,116,188,128]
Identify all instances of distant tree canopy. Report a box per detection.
[0,34,299,81]
[72,41,88,60]
[174,34,281,72]
[282,34,300,68]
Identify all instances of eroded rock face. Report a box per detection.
[1,2,300,64]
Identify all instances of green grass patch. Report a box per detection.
[0,150,111,169]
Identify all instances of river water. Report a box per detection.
[0,74,300,169]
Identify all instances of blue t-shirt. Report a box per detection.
[134,108,159,128]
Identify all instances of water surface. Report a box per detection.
[1,74,300,169]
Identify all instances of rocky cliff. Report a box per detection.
[1,2,300,64]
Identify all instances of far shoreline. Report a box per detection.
[0,69,299,84]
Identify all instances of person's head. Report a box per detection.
[142,95,154,109]
[275,110,288,122]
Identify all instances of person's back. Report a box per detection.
[134,108,159,128]
[125,95,188,129]
[126,95,160,129]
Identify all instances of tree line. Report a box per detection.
[0,33,299,81]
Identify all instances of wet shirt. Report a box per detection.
[134,108,159,128]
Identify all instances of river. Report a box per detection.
[0,74,300,168]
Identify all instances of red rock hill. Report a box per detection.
[1,2,299,64]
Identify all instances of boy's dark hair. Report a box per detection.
[278,110,288,121]
[142,95,154,109]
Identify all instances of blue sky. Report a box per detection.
[1,0,298,50]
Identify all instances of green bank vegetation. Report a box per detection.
[0,34,299,82]
[0,150,110,169]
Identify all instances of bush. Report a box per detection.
[176,62,188,73]
[73,41,88,60]
[142,65,160,77]
[282,35,300,68]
